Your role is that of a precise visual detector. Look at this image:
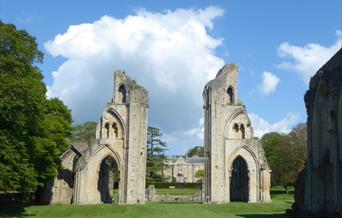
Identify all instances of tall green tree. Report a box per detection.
[146,126,168,183]
[261,123,307,193]
[0,21,72,194]
[70,121,97,146]
[287,123,307,166]
[32,98,72,185]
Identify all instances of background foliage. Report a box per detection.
[69,121,97,146]
[261,123,307,192]
[186,146,204,157]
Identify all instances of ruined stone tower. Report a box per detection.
[203,64,271,203]
[46,70,148,205]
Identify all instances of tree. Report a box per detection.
[261,123,307,193]
[147,127,167,157]
[287,123,307,166]
[0,21,72,195]
[146,126,168,183]
[195,169,205,182]
[32,98,72,185]
[261,132,291,192]
[70,121,97,146]
[186,146,204,157]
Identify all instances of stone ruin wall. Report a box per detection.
[203,64,271,204]
[45,70,148,205]
[293,48,342,217]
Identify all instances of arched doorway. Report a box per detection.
[97,156,120,203]
[230,156,249,202]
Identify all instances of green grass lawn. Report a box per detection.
[0,187,293,218]
[156,188,199,195]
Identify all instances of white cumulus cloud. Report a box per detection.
[259,71,280,95]
[278,30,342,84]
[249,112,301,137]
[45,7,225,153]
[185,117,204,140]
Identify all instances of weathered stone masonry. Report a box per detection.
[44,64,272,206]
[203,64,271,203]
[46,70,148,205]
[293,48,342,217]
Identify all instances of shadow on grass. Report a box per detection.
[238,214,289,218]
[0,204,35,217]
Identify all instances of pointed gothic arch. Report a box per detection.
[230,156,249,202]
[97,155,120,203]
[227,146,259,202]
[73,144,123,204]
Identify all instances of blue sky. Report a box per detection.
[1,0,341,154]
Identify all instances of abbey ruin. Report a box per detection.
[293,48,342,217]
[203,64,271,203]
[43,71,148,205]
[41,64,272,205]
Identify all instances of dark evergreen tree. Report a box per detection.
[146,126,168,183]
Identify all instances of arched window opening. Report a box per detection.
[230,156,249,202]
[233,123,239,132]
[240,124,245,139]
[112,122,118,138]
[118,85,127,104]
[105,123,110,138]
[98,156,120,203]
[227,87,235,104]
[112,122,119,138]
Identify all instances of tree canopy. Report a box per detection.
[195,169,205,182]
[70,121,97,146]
[261,123,307,192]
[0,21,72,194]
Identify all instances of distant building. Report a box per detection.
[163,156,204,183]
